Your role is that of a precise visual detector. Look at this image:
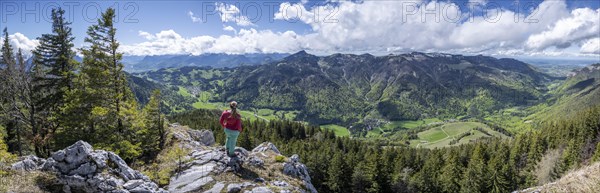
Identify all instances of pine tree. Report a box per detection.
[61,8,141,160]
[351,161,371,193]
[488,144,512,193]
[460,143,489,193]
[140,90,165,158]
[326,151,349,192]
[0,27,22,155]
[29,8,78,156]
[440,150,462,193]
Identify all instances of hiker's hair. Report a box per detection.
[229,101,240,119]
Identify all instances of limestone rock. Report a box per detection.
[204,182,225,193]
[252,142,280,154]
[227,183,242,193]
[247,186,273,193]
[11,140,165,193]
[283,154,317,193]
[168,163,216,192]
[188,129,216,146]
[11,155,46,171]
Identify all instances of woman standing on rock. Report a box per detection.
[219,101,243,157]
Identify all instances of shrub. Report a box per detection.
[275,155,286,163]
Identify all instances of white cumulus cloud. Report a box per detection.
[188,11,202,23]
[526,7,600,51]
[581,38,600,54]
[116,0,599,57]
[215,3,255,26]
[120,29,304,55]
[0,33,40,55]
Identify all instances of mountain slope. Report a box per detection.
[518,161,600,193]
[221,51,554,125]
[127,73,196,114]
[533,63,600,121]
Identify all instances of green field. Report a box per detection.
[409,122,509,148]
[383,118,442,130]
[320,124,350,137]
[367,118,443,138]
[192,101,218,109]
[191,101,280,122]
[177,86,192,97]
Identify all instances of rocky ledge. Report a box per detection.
[168,125,317,193]
[12,141,166,193]
[11,124,317,193]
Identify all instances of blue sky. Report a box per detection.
[1,0,599,60]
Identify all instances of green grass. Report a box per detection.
[190,100,279,122]
[381,118,442,131]
[192,101,218,109]
[418,127,451,142]
[177,86,192,97]
[255,109,278,120]
[320,124,350,137]
[257,109,275,116]
[410,122,509,148]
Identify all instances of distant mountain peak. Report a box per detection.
[283,50,318,61]
[295,50,308,55]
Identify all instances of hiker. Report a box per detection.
[219,101,243,157]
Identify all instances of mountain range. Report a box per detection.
[131,51,561,128]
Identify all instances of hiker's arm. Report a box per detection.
[219,112,226,127]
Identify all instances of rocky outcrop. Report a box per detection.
[11,125,317,193]
[12,141,166,193]
[168,124,317,193]
[252,142,280,154]
[171,124,216,149]
[283,154,317,193]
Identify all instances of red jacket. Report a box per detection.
[220,110,243,131]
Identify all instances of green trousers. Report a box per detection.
[224,128,240,156]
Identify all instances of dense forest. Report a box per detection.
[170,106,600,193]
[0,8,165,162]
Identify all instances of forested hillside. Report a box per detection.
[130,51,556,135]
[169,105,600,193]
[532,63,600,121]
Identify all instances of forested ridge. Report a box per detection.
[170,106,600,193]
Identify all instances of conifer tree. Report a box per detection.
[29,8,78,156]
[488,144,512,193]
[61,8,141,160]
[460,143,489,193]
[140,90,165,157]
[440,150,462,193]
[327,151,349,192]
[0,27,22,155]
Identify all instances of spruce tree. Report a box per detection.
[459,143,489,193]
[30,8,78,156]
[140,89,165,157]
[488,144,511,193]
[61,8,141,160]
[440,150,462,193]
[0,27,22,155]
[326,151,348,192]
